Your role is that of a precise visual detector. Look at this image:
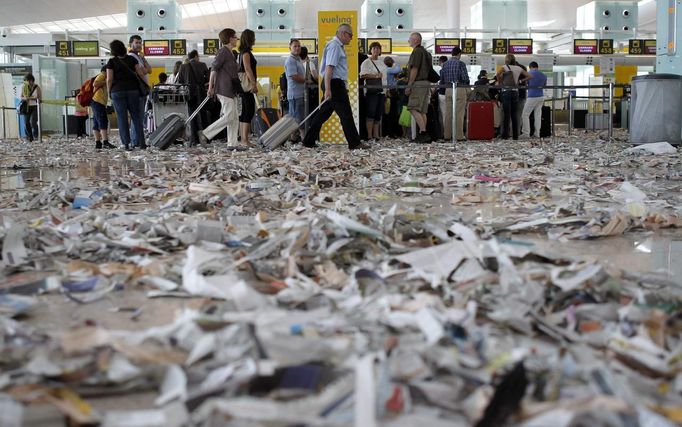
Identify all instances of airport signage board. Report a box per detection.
[358,38,367,55]
[56,41,99,57]
[492,38,508,54]
[170,39,187,56]
[508,39,533,54]
[296,38,318,55]
[598,39,614,54]
[460,38,477,54]
[72,41,99,57]
[203,39,219,55]
[367,38,392,54]
[144,40,170,56]
[629,39,656,55]
[574,39,599,54]
[56,41,72,57]
[434,38,460,54]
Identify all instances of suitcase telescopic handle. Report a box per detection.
[299,99,327,126]
[184,95,212,125]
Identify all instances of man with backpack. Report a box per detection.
[406,32,433,143]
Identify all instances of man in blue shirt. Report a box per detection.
[302,24,368,150]
[285,39,306,141]
[520,61,548,138]
[440,47,470,141]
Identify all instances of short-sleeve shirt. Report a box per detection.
[527,69,547,98]
[128,51,149,84]
[92,72,108,105]
[285,54,305,100]
[106,56,140,93]
[407,45,430,81]
[320,36,348,81]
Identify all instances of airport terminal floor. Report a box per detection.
[2,0,682,425]
[1,125,681,425]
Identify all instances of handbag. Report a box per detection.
[399,105,411,127]
[365,59,383,95]
[238,52,255,93]
[19,85,37,114]
[117,57,150,97]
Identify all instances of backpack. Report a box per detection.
[76,76,98,107]
[279,72,288,100]
[501,65,517,87]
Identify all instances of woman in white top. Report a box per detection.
[359,42,388,143]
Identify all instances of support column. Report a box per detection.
[445,0,460,37]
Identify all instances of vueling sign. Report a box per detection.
[320,16,353,24]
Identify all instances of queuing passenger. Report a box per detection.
[383,56,402,138]
[20,73,41,142]
[238,29,258,146]
[437,55,448,133]
[406,32,432,143]
[300,46,319,114]
[106,39,147,150]
[359,41,387,143]
[198,28,242,149]
[496,54,531,140]
[91,66,114,149]
[520,61,548,139]
[302,24,368,150]
[167,60,182,84]
[285,39,306,142]
[176,49,209,146]
[73,89,88,139]
[440,46,470,141]
[128,35,152,138]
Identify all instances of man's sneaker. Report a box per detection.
[103,141,116,149]
[95,141,102,150]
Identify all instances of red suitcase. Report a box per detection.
[467,101,495,140]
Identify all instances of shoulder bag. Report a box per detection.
[238,52,255,93]
[117,57,150,97]
[364,60,384,95]
[19,85,37,114]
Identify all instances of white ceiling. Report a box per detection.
[0,0,657,35]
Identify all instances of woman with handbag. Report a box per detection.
[20,74,41,142]
[106,39,148,150]
[198,28,243,149]
[237,29,258,147]
[359,42,387,144]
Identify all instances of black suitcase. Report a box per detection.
[252,108,281,138]
[150,96,210,149]
[529,106,552,138]
[427,94,443,141]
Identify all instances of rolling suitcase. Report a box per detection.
[467,101,495,140]
[150,95,210,150]
[259,100,326,151]
[427,94,443,141]
[529,105,552,138]
[252,108,281,137]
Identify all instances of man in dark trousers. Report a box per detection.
[302,24,369,150]
[176,49,209,146]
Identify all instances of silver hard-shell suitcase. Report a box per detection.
[258,101,326,151]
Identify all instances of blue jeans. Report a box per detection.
[288,97,305,122]
[111,90,144,148]
[501,90,519,139]
[91,101,108,131]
